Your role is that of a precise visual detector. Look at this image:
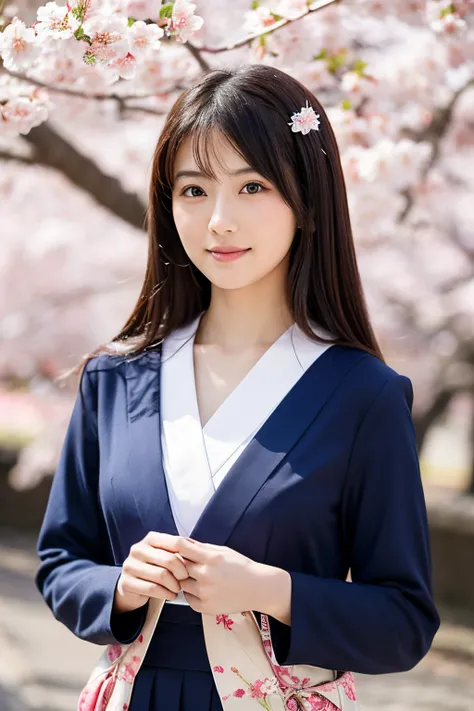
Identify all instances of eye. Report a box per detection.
[180,181,266,198]
[182,185,205,198]
[242,181,266,194]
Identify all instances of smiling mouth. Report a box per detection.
[207,247,251,262]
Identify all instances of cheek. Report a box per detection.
[172,206,204,254]
[256,202,296,253]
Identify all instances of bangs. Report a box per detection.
[166,91,295,199]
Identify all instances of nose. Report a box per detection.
[207,196,238,235]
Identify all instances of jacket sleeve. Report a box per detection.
[269,374,440,674]
[34,360,148,646]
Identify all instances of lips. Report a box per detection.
[208,246,249,254]
[207,247,251,263]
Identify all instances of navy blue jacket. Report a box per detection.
[35,343,440,675]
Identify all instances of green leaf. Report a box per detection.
[353,59,367,73]
[313,49,327,61]
[128,17,135,26]
[71,6,84,22]
[160,2,174,19]
[259,33,266,46]
[440,4,455,17]
[251,0,260,9]
[83,51,96,65]
[327,49,347,74]
[74,26,91,43]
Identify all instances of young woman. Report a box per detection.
[35,64,440,711]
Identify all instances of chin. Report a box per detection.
[208,275,254,291]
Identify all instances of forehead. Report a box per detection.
[173,129,250,180]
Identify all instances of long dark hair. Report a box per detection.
[70,63,383,380]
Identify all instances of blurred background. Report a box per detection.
[0,0,473,709]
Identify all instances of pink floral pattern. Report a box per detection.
[118,655,141,684]
[77,597,357,711]
[219,665,280,709]
[216,613,235,630]
[107,646,122,664]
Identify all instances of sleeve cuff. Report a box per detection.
[108,572,149,645]
[110,602,149,644]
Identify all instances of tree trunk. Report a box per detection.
[413,387,456,451]
[23,122,147,231]
[467,396,474,496]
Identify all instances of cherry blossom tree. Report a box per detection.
[0,0,473,492]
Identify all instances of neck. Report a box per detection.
[195,273,293,352]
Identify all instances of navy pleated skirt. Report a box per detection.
[128,603,224,711]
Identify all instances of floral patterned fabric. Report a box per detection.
[77,600,357,711]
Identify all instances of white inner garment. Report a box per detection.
[160,314,334,604]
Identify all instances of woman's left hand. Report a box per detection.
[176,537,269,615]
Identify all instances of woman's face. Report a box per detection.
[171,130,297,292]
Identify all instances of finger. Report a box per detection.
[182,561,200,579]
[180,577,199,597]
[176,537,210,563]
[148,546,188,580]
[121,576,177,601]
[125,559,182,594]
[145,531,183,552]
[183,591,202,611]
[132,545,189,581]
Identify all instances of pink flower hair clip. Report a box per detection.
[288,100,321,135]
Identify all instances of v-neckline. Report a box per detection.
[159,314,337,539]
[190,314,295,431]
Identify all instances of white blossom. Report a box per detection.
[274,0,308,20]
[128,20,164,57]
[243,6,278,34]
[168,0,204,43]
[35,2,81,40]
[1,96,50,137]
[0,18,41,72]
[82,14,130,64]
[431,12,467,34]
[124,0,162,21]
[288,100,321,135]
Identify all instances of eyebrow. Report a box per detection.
[174,167,258,181]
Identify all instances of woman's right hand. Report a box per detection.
[113,532,189,614]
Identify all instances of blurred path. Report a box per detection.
[0,528,473,711]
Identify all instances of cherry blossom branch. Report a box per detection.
[2,0,339,113]
[2,68,177,114]
[188,0,340,55]
[21,122,147,230]
[0,150,35,165]
[0,0,10,20]
[399,77,474,222]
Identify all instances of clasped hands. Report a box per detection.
[115,532,290,621]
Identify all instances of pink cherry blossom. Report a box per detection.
[275,0,308,20]
[82,14,130,64]
[1,95,49,136]
[35,2,81,40]
[216,613,235,630]
[243,6,278,34]
[0,18,41,72]
[288,100,321,135]
[168,0,204,43]
[124,0,162,21]
[107,645,123,663]
[128,20,164,57]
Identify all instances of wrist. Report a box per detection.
[113,582,148,615]
[250,562,292,625]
